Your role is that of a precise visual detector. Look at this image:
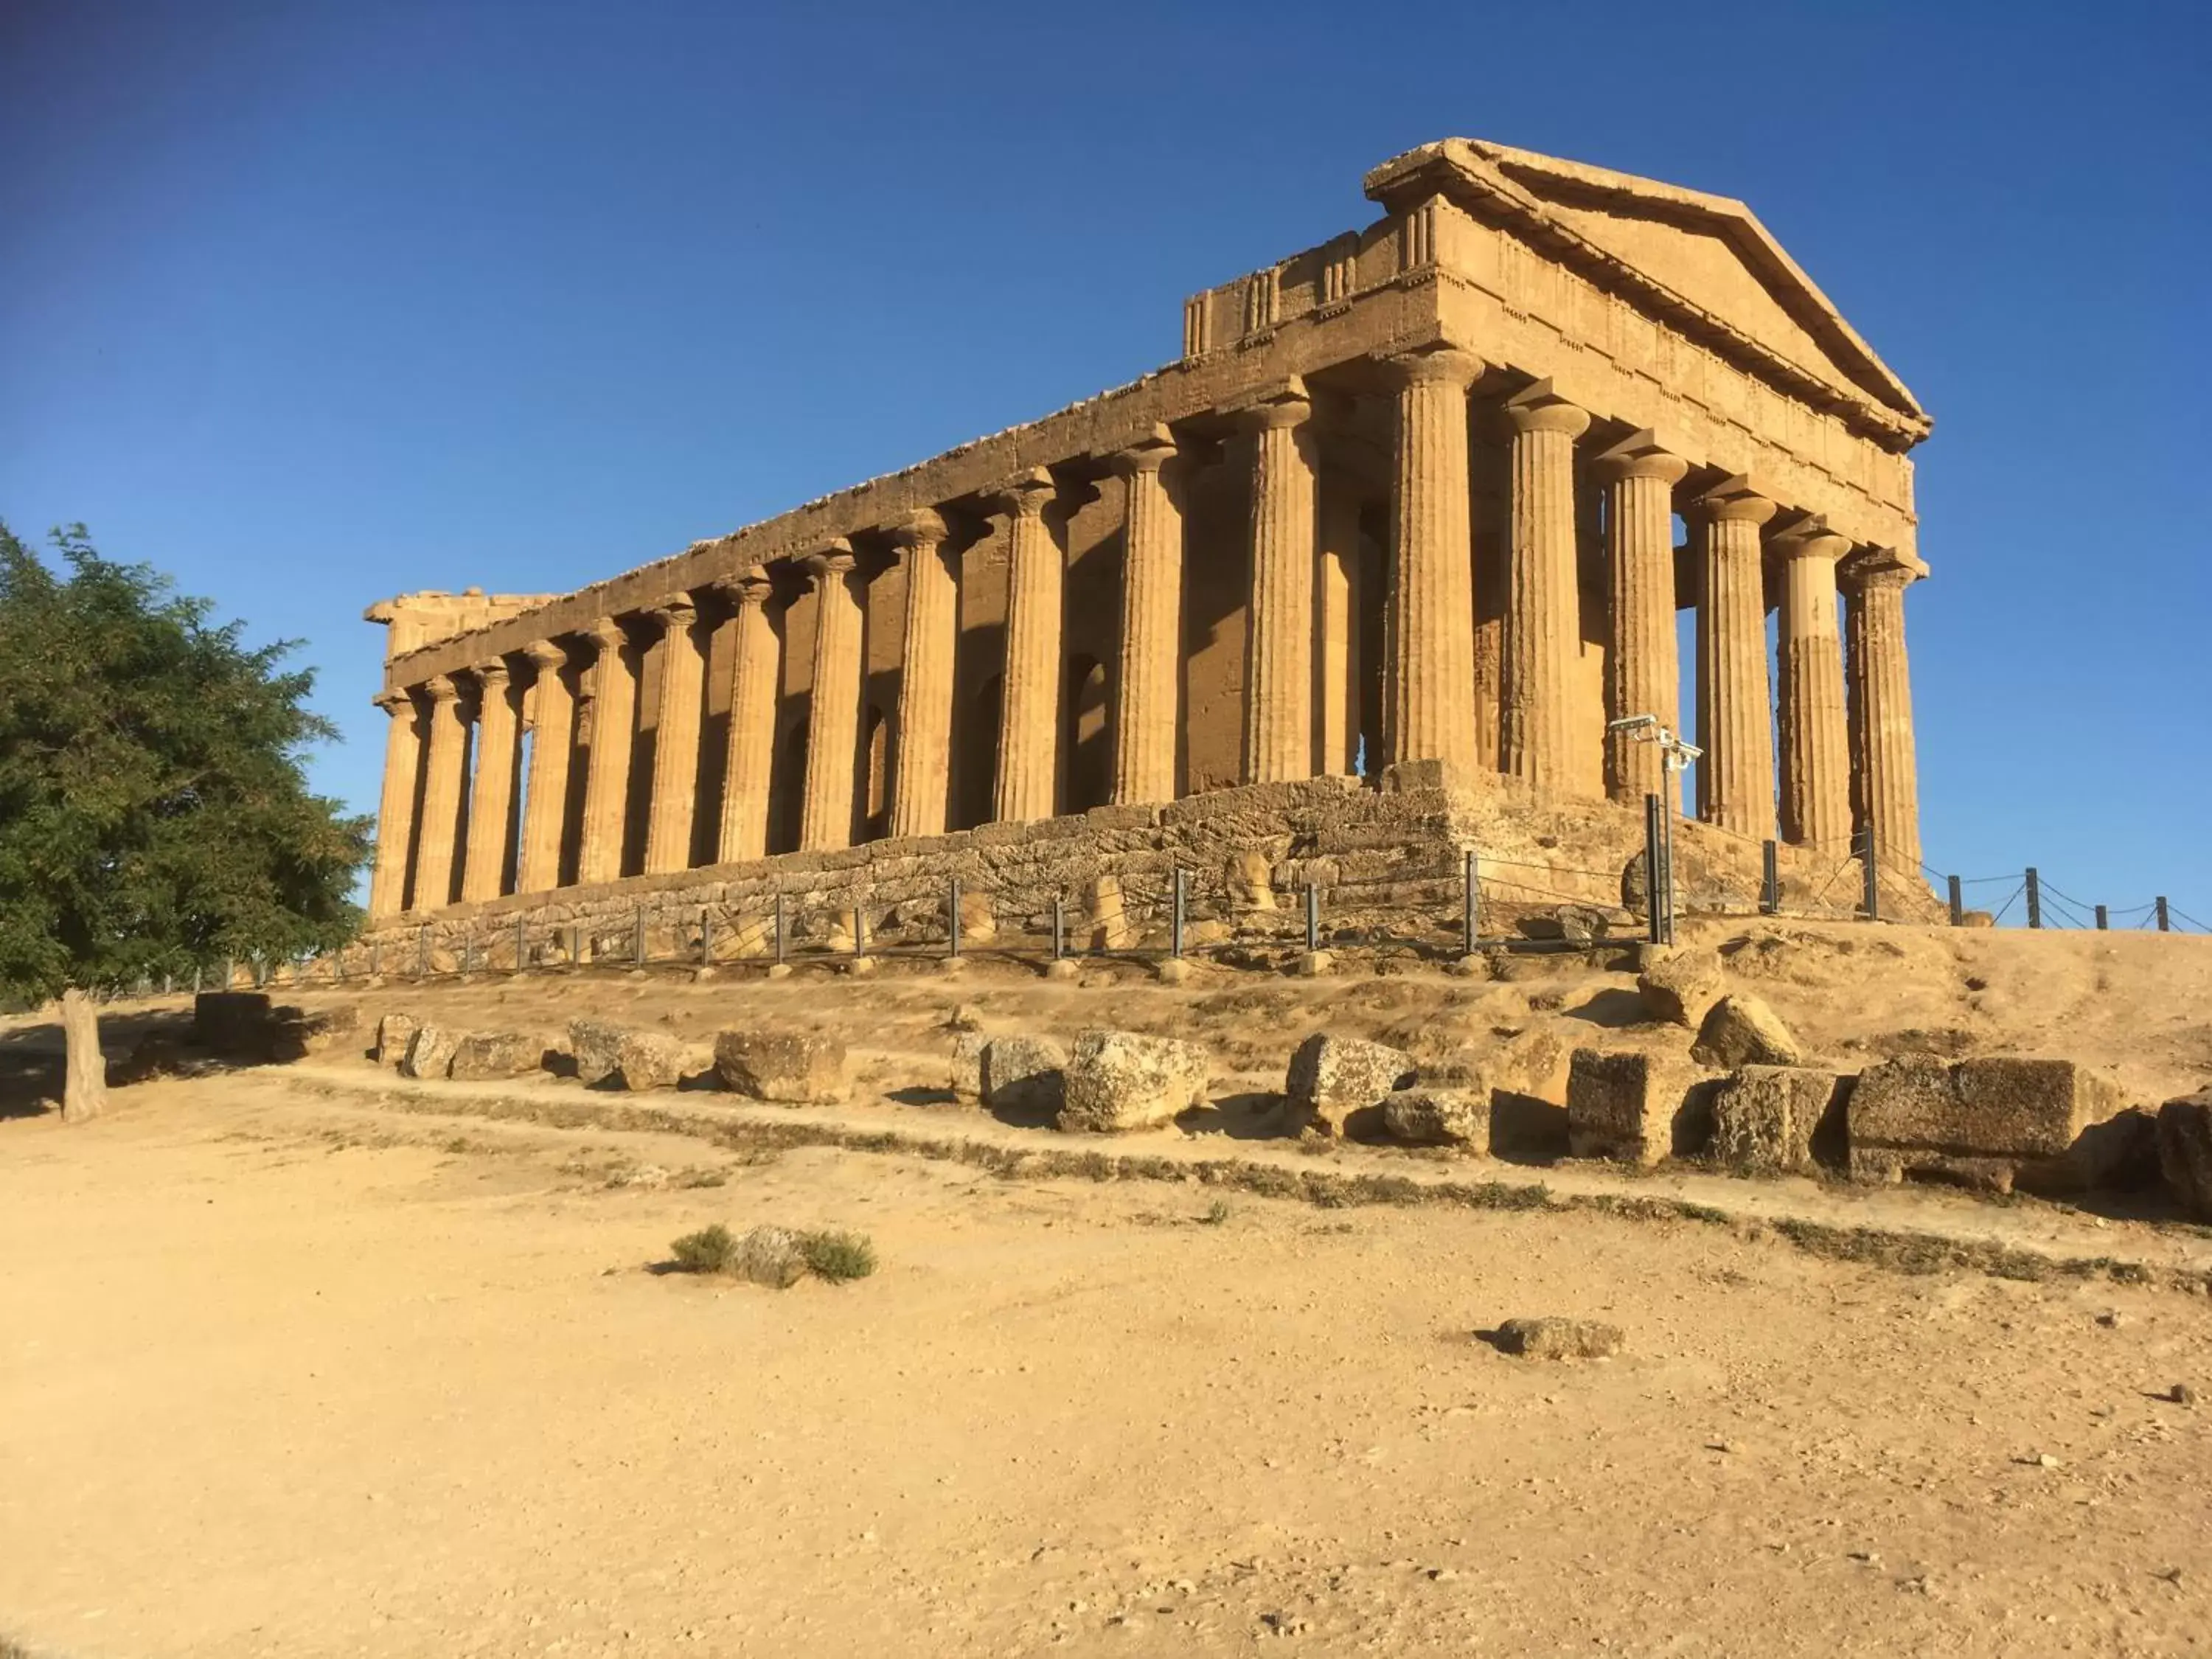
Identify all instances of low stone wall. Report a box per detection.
[333,771,1935,978]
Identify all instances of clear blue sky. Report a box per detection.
[4,1,2207,927]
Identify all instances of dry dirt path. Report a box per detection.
[5,1074,2211,1658]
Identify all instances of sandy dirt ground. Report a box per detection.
[4,919,2212,1657]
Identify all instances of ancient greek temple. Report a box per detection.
[365,138,1930,925]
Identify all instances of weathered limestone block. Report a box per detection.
[1087,875,1137,950]
[1848,1054,2128,1192]
[2156,1091,2212,1220]
[1057,1030,1212,1133]
[568,1019,629,1088]
[374,1012,420,1068]
[1693,994,1802,1068]
[1493,1317,1624,1360]
[1518,905,1611,946]
[1285,1033,1419,1136]
[733,1225,808,1289]
[1226,849,1277,911]
[400,1023,458,1080]
[448,1031,544,1081]
[714,1031,849,1104]
[981,1035,1067,1113]
[1380,1087,1489,1150]
[1636,950,1725,1029]
[958,888,998,945]
[949,1031,988,1101]
[1566,1047,1696,1165]
[1709,1065,1850,1173]
[614,1029,689,1092]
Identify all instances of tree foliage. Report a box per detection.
[0,523,370,1001]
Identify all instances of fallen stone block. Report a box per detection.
[1380,1088,1489,1150]
[1491,1317,1623,1359]
[981,1035,1067,1113]
[1285,1033,1418,1136]
[949,1031,987,1101]
[400,1023,458,1081]
[613,1029,688,1092]
[1636,949,1725,1029]
[2156,1091,2212,1220]
[1566,1047,1697,1166]
[373,1012,420,1068]
[714,1031,849,1104]
[1058,1030,1211,1133]
[568,1018,629,1088]
[1709,1065,1851,1173]
[1848,1054,2129,1192]
[447,1031,543,1081]
[1693,994,1802,1068]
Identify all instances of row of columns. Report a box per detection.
[370,347,1921,918]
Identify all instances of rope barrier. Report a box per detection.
[1989,883,2026,925]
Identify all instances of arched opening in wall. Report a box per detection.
[863,704,890,841]
[769,714,809,855]
[1064,655,1110,815]
[956,674,1002,830]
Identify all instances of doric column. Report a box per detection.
[1500,382,1592,799]
[577,616,636,886]
[1688,479,1778,840]
[1378,344,1484,776]
[1318,475,1363,776]
[1241,382,1319,783]
[515,639,574,894]
[717,571,778,863]
[642,593,704,874]
[993,468,1061,823]
[461,658,519,903]
[411,674,470,911]
[1110,428,1182,806]
[890,509,956,839]
[1593,431,1688,805]
[1772,519,1853,849]
[368,689,423,920]
[800,543,864,852]
[1844,553,1924,872]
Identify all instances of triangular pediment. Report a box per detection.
[1366,139,1928,442]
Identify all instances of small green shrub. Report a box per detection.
[800,1229,877,1282]
[1197,1198,1233,1226]
[669,1223,738,1274]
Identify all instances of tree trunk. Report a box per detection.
[60,987,108,1123]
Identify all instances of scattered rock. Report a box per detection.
[1708,1065,1851,1173]
[1620,851,1649,921]
[714,1030,849,1103]
[568,1018,629,1088]
[1489,1317,1624,1359]
[1566,1047,1697,1166]
[1636,950,1725,1029]
[1058,1029,1212,1133]
[981,1035,1068,1113]
[447,1031,543,1081]
[2156,1091,2212,1220]
[613,1028,689,1091]
[2168,1383,2196,1407]
[1284,1033,1418,1136]
[732,1225,808,1289]
[1380,1088,1488,1150]
[949,1031,988,1100]
[1693,995,1803,1068]
[373,1012,420,1068]
[400,1023,458,1081]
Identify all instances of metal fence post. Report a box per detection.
[699,908,713,968]
[2095,904,2110,931]
[568,922,582,967]
[417,925,429,978]
[2025,867,2042,930]
[1860,828,1879,923]
[1464,849,1481,955]
[853,904,866,961]
[1171,869,1186,959]
[515,914,526,973]
[633,904,647,965]
[1304,883,1320,955]
[1760,841,1780,915]
[948,879,962,959]
[2156,896,2171,933]
[1947,875,1964,928]
[1643,795,1665,947]
[773,891,787,964]
[1051,897,1066,961]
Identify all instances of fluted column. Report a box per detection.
[1318,476,1363,775]
[1688,481,1778,840]
[1110,429,1182,806]
[515,639,574,894]
[1501,383,1592,799]
[1773,520,1852,849]
[642,594,704,874]
[800,543,864,852]
[1844,554,1924,871]
[577,616,636,886]
[717,571,778,863]
[411,674,469,911]
[1241,383,1319,783]
[368,689,423,920]
[890,509,956,838]
[994,469,1061,823]
[1594,432,1688,804]
[461,658,519,902]
[1378,345,1484,776]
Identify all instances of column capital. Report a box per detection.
[802,539,858,582]
[422,674,460,704]
[644,592,698,630]
[1374,344,1484,391]
[1110,424,1178,477]
[1590,428,1688,487]
[888,508,947,552]
[1231,377,1312,433]
[520,637,566,672]
[1768,515,1851,565]
[373,688,413,714]
[472,657,512,689]
[1501,380,1592,440]
[988,467,1056,521]
[1840,545,1928,592]
[582,615,625,653]
[1686,476,1778,528]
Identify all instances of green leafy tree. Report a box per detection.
[0,523,370,1119]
